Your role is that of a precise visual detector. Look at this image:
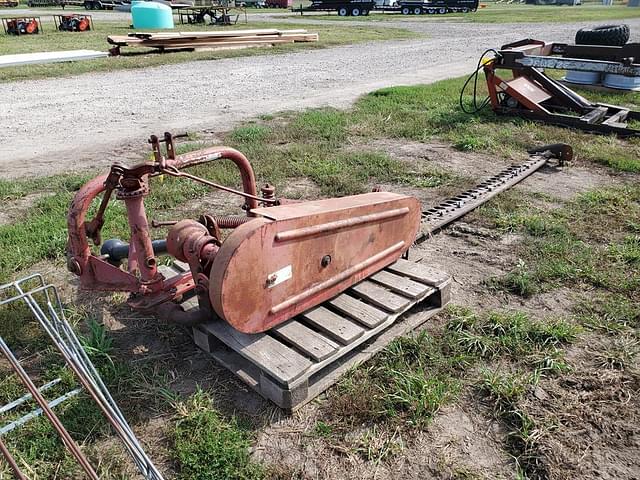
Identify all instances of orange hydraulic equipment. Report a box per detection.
[461,40,640,137]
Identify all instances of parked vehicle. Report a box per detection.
[297,0,477,15]
[303,0,376,15]
[265,0,292,7]
[236,0,267,6]
[384,0,479,14]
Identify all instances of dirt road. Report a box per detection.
[1,17,638,178]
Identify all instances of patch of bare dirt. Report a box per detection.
[525,338,640,480]
[0,192,51,226]
[371,138,621,205]
[253,400,512,480]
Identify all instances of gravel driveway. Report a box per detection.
[1,16,638,178]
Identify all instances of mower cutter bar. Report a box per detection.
[416,144,570,242]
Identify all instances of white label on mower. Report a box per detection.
[266,265,292,289]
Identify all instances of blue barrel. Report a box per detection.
[603,74,640,91]
[131,1,174,29]
[564,70,601,86]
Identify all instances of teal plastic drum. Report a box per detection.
[131,1,174,30]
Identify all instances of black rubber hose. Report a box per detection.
[459,48,501,115]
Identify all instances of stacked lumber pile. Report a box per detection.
[107,29,319,54]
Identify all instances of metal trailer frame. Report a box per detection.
[53,13,94,31]
[295,0,376,16]
[0,275,164,479]
[483,40,640,137]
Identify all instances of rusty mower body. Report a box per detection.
[66,134,421,334]
[473,39,640,137]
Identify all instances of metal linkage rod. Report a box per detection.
[0,436,27,480]
[161,166,278,206]
[0,336,100,480]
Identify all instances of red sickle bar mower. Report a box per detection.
[66,133,421,334]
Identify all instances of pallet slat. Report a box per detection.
[328,293,388,328]
[370,270,430,298]
[351,280,411,313]
[387,259,450,287]
[272,320,339,362]
[162,260,451,410]
[301,306,364,345]
[200,322,312,385]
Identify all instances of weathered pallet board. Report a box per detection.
[169,259,451,411]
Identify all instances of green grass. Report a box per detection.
[0,19,418,82]
[351,80,640,173]
[480,185,640,297]
[303,3,640,23]
[1,73,637,282]
[322,306,577,476]
[479,368,546,479]
[573,293,640,333]
[326,307,576,428]
[173,389,263,480]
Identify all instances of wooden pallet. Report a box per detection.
[163,259,450,411]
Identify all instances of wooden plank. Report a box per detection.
[109,32,318,49]
[303,305,442,412]
[141,34,314,44]
[329,293,388,328]
[301,307,364,345]
[370,270,429,299]
[351,281,411,313]
[580,106,608,124]
[129,29,308,38]
[272,320,339,362]
[158,265,180,279]
[200,321,312,385]
[131,39,296,51]
[387,259,450,287]
[603,109,629,126]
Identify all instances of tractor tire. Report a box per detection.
[338,6,348,15]
[413,6,421,14]
[351,7,360,15]
[401,6,410,14]
[575,24,629,46]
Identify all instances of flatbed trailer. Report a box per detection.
[26,0,129,9]
[376,0,478,14]
[299,0,375,15]
[296,0,477,15]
